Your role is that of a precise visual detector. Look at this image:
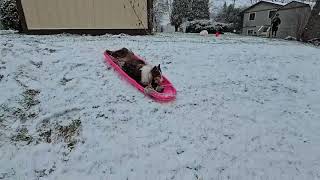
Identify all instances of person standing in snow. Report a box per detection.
[271,14,281,37]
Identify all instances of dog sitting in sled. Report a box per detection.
[105,48,164,93]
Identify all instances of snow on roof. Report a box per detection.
[306,2,316,9]
[286,1,317,10]
[262,0,316,9]
[241,0,285,13]
[260,0,286,6]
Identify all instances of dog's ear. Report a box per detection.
[157,64,161,71]
[128,49,134,55]
[105,50,113,55]
[152,66,157,72]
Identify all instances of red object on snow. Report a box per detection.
[215,32,220,37]
[104,52,177,102]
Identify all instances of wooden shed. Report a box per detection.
[16,0,153,35]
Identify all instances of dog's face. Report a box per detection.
[151,64,163,85]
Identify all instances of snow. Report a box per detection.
[305,2,316,9]
[1,31,320,180]
[261,0,286,6]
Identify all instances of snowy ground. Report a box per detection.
[1,31,320,180]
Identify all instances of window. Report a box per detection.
[269,10,277,18]
[249,13,256,20]
[248,29,254,35]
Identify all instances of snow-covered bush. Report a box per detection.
[185,20,233,34]
[0,0,21,30]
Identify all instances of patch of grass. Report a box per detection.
[38,129,52,143]
[11,127,33,144]
[21,89,40,110]
[0,103,10,112]
[37,118,82,150]
[0,104,13,126]
[1,89,41,145]
[0,113,4,123]
[4,89,42,123]
[59,77,73,86]
[12,108,28,123]
[0,104,8,123]
[34,163,56,178]
[34,169,46,178]
[29,61,43,68]
[0,103,38,124]
[44,48,56,53]
[56,119,81,147]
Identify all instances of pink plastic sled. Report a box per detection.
[104,52,177,102]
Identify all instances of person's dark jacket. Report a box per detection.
[271,17,281,27]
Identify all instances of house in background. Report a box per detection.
[277,1,311,39]
[241,0,314,40]
[241,1,284,36]
[16,0,153,35]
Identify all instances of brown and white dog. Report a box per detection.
[105,48,135,68]
[106,48,164,92]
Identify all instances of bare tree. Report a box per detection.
[153,0,170,31]
[167,0,173,16]
[291,8,310,40]
[302,0,320,41]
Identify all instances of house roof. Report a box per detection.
[279,1,311,10]
[241,1,285,13]
[265,1,287,6]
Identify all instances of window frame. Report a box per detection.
[249,12,256,21]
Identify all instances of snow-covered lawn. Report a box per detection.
[1,31,320,180]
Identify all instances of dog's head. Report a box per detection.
[151,64,163,85]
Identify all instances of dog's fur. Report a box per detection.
[106,48,164,92]
[105,48,137,68]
